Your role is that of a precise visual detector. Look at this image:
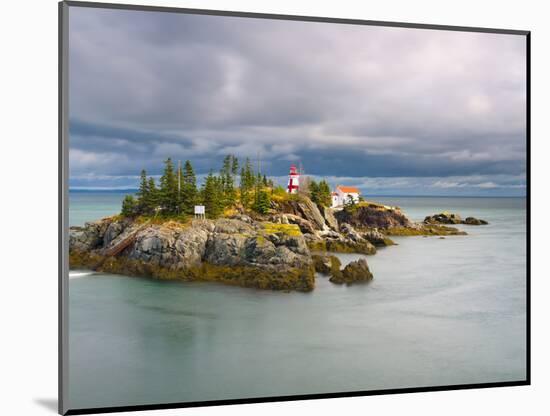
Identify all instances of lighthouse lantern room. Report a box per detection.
[287,164,300,194]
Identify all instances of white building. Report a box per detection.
[331,185,360,208]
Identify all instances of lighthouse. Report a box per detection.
[287,164,300,194]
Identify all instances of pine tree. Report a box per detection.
[220,155,237,208]
[121,195,137,217]
[239,158,255,208]
[136,169,149,214]
[309,179,320,204]
[177,161,183,211]
[317,180,332,207]
[263,174,268,187]
[147,177,159,214]
[159,158,178,214]
[201,171,223,218]
[231,156,239,177]
[254,172,263,209]
[181,160,197,214]
[253,189,271,214]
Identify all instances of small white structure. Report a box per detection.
[194,205,206,219]
[331,186,361,208]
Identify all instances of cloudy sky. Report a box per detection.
[68,6,527,196]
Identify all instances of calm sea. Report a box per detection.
[68,191,527,409]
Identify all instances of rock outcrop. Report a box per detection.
[322,206,339,231]
[309,223,376,255]
[423,212,462,225]
[312,253,342,277]
[271,196,327,231]
[463,217,489,225]
[334,205,413,229]
[361,228,395,246]
[270,213,317,235]
[69,195,479,292]
[330,258,373,285]
[70,218,314,292]
[424,212,488,226]
[330,203,466,237]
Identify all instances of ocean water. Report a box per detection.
[68,192,527,410]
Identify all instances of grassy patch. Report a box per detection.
[262,222,302,237]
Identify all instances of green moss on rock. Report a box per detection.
[307,239,376,255]
[330,258,373,285]
[70,250,315,292]
[312,253,341,276]
[385,225,466,236]
[262,222,302,237]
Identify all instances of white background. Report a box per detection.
[1,0,547,415]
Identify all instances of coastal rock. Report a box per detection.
[312,254,332,274]
[130,225,179,268]
[330,258,373,285]
[362,228,395,246]
[270,213,317,235]
[103,220,130,247]
[69,218,112,252]
[69,217,314,292]
[334,204,413,230]
[272,196,328,231]
[463,217,489,225]
[424,212,488,226]
[340,223,363,242]
[311,253,341,276]
[424,212,462,225]
[322,206,339,231]
[385,224,467,236]
[308,229,376,254]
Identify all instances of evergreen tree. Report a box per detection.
[231,156,239,177]
[253,189,271,214]
[309,179,320,204]
[136,169,149,213]
[263,174,268,187]
[181,160,197,214]
[201,171,223,218]
[220,155,237,207]
[121,195,138,217]
[147,177,159,214]
[159,158,178,214]
[317,180,332,207]
[177,161,183,210]
[254,172,263,209]
[239,158,255,208]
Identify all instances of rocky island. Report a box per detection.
[70,194,470,292]
[69,156,483,292]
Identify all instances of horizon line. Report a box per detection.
[68,188,526,198]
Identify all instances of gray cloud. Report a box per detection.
[68,6,527,195]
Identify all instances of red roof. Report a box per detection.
[337,186,360,194]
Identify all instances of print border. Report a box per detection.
[58,1,531,414]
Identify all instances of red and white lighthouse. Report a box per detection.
[287,164,300,194]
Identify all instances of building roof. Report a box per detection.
[337,186,360,194]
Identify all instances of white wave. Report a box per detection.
[69,271,94,279]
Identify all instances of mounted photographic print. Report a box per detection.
[59,1,530,414]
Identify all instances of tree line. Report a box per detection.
[308,179,332,208]
[121,155,275,219]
